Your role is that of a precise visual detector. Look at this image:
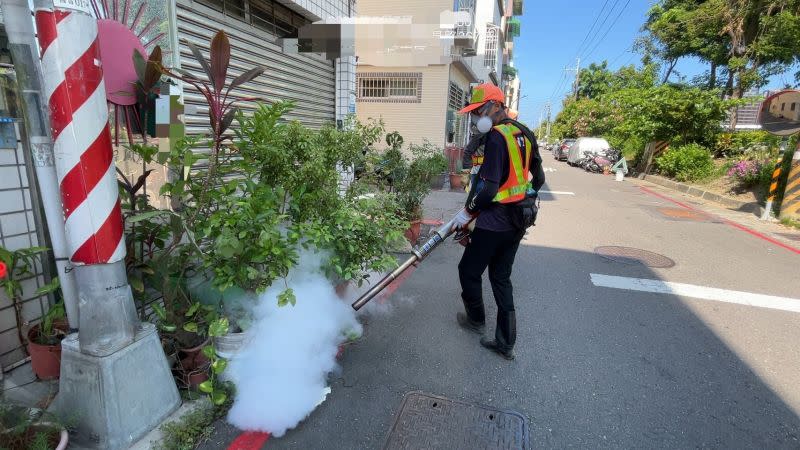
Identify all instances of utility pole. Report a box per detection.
[566,58,581,100]
[537,109,544,137]
[545,101,552,142]
[0,0,80,330]
[30,1,179,448]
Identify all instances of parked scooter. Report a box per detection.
[582,148,621,173]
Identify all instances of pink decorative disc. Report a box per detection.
[97,19,147,106]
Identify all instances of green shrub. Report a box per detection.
[715,131,781,158]
[609,135,647,166]
[655,143,714,182]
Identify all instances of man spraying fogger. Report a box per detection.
[450,84,544,361]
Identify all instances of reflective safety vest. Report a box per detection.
[492,123,532,203]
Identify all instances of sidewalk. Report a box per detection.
[631,177,800,252]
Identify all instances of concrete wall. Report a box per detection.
[356,64,450,150]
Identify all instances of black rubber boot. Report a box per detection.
[480,337,515,360]
[456,313,485,335]
[495,310,517,350]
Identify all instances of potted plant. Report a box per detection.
[428,149,448,190]
[26,295,67,381]
[446,146,465,190]
[0,403,68,450]
[0,247,65,380]
[393,142,444,243]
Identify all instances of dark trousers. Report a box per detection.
[458,227,522,351]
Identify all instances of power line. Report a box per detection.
[583,0,633,62]
[572,0,612,58]
[547,0,614,108]
[548,72,567,101]
[609,45,631,66]
[577,0,622,59]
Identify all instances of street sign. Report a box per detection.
[758,89,800,136]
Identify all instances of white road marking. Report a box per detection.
[544,167,557,172]
[590,274,800,313]
[539,190,575,196]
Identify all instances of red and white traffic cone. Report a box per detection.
[35,1,137,356]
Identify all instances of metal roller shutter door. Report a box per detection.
[175,0,336,138]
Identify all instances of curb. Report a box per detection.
[640,174,763,214]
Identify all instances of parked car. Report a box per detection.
[554,139,576,160]
[567,137,610,165]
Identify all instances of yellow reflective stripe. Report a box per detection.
[492,123,532,203]
[497,125,526,185]
[496,183,531,200]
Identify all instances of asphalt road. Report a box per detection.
[201,158,800,449]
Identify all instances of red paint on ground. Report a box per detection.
[421,219,444,226]
[640,186,800,256]
[227,431,270,450]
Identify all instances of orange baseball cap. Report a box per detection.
[458,83,506,114]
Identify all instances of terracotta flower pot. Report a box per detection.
[449,173,463,191]
[178,338,210,372]
[404,220,422,244]
[185,369,209,389]
[335,281,351,299]
[26,324,65,380]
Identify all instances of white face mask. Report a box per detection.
[476,116,493,134]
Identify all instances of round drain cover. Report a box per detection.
[594,246,675,268]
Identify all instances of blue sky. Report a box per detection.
[513,0,795,130]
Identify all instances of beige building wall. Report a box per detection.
[354,0,479,150]
[356,65,450,149]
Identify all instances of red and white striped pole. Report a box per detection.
[34,0,137,356]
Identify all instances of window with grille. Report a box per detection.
[484,24,499,69]
[357,73,422,102]
[196,0,245,18]
[447,82,466,145]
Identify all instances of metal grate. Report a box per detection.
[484,24,499,69]
[357,73,422,103]
[384,392,528,450]
[0,71,51,368]
[447,82,466,145]
[594,246,676,268]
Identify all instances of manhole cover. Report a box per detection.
[594,246,676,268]
[655,207,719,223]
[384,392,528,450]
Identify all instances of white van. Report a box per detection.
[567,137,611,165]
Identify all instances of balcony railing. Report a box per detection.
[507,17,521,38]
[513,0,523,16]
[454,0,478,50]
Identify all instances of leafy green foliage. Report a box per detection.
[0,404,66,450]
[714,131,782,158]
[552,63,736,157]
[299,194,405,286]
[655,143,715,182]
[0,246,63,349]
[154,392,233,450]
